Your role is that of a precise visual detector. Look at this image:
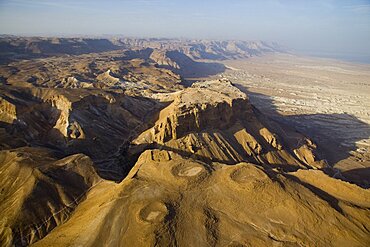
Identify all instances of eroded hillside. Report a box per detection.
[32,149,370,247]
[133,80,325,170]
[0,37,369,247]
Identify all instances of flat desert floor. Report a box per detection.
[208,54,370,186]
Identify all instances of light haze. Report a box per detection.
[0,0,369,61]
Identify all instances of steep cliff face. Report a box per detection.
[135,80,250,143]
[149,49,180,69]
[0,97,16,124]
[48,94,73,138]
[134,79,325,169]
[0,86,160,162]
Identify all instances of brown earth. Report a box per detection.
[0,38,369,246]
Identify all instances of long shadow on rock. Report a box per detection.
[163,50,226,78]
[112,48,226,84]
[0,38,121,65]
[119,48,154,60]
[0,85,171,181]
[341,167,370,189]
[235,83,370,188]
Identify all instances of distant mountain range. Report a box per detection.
[0,36,285,63]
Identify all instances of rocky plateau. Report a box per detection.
[0,37,369,246]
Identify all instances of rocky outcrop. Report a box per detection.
[135,79,250,143]
[0,86,160,163]
[0,97,16,123]
[149,49,180,69]
[134,79,325,169]
[48,94,72,138]
[96,69,120,85]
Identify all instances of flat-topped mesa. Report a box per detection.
[136,79,252,143]
[134,79,326,170]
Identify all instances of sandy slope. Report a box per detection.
[33,149,370,247]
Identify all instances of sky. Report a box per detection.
[0,0,369,58]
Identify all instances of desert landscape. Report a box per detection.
[0,36,369,246]
[217,54,370,187]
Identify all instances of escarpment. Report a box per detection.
[136,80,250,142]
[149,49,180,69]
[0,85,160,161]
[134,79,325,170]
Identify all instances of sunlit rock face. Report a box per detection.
[134,79,325,170]
[0,36,369,247]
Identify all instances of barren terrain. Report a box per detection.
[0,38,369,246]
[216,54,370,187]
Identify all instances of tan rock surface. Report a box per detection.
[0,37,369,246]
[0,148,102,246]
[33,149,370,247]
[134,79,325,170]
